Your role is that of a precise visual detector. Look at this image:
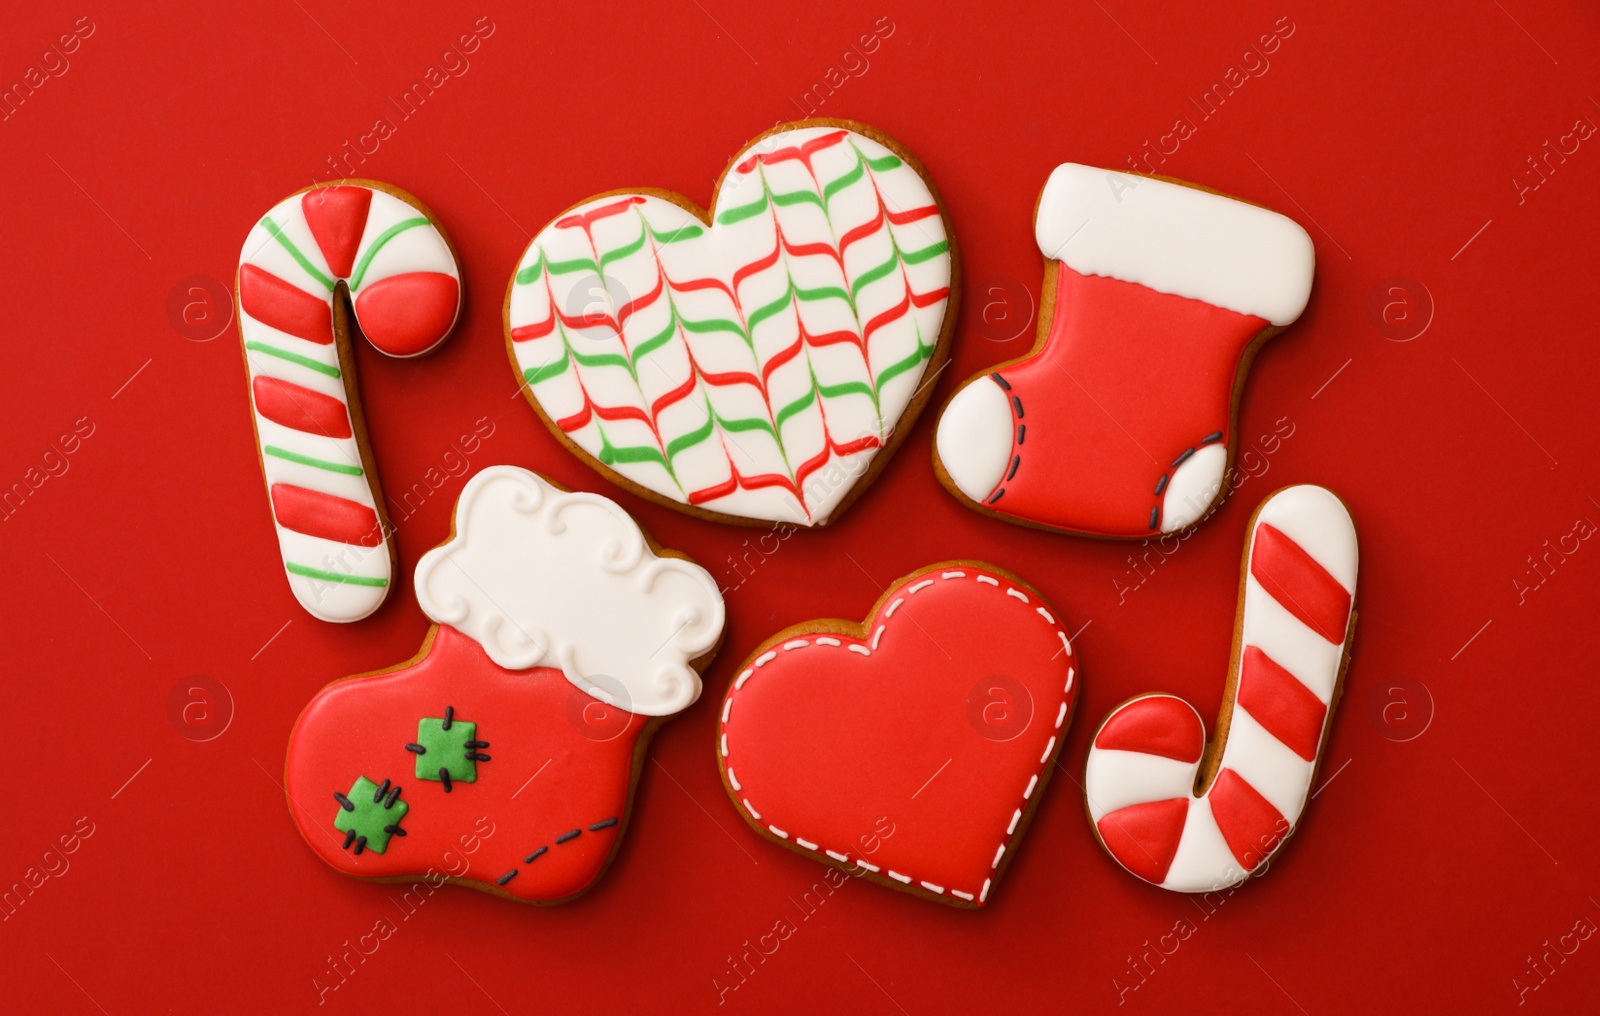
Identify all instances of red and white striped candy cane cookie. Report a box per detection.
[236,181,462,622]
[1085,484,1358,892]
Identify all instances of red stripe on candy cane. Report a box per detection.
[1095,798,1189,885]
[271,484,383,547]
[1235,646,1327,762]
[1250,523,1351,643]
[252,376,352,439]
[1208,769,1290,871]
[239,264,333,345]
[301,186,372,279]
[1092,695,1205,763]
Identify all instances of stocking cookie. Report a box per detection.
[285,465,724,903]
[507,119,956,527]
[934,164,1313,538]
[1084,485,1357,892]
[717,563,1077,907]
[238,181,462,622]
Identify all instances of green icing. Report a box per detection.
[333,775,407,854]
[414,715,479,784]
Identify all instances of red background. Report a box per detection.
[4,2,1598,1011]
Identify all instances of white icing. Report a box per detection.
[933,375,1014,502]
[413,466,725,716]
[1159,443,1227,532]
[1034,164,1314,326]
[1084,484,1357,891]
[239,184,461,622]
[508,126,951,525]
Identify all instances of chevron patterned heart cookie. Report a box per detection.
[506,120,956,527]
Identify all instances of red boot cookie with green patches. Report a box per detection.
[285,465,725,904]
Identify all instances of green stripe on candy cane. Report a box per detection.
[349,217,429,291]
[286,562,388,587]
[260,216,336,292]
[264,445,364,476]
[245,341,341,378]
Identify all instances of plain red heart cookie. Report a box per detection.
[717,562,1078,907]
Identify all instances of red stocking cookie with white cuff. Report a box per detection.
[238,180,463,622]
[717,562,1078,907]
[285,465,725,904]
[506,119,956,528]
[934,164,1313,538]
[1085,484,1357,892]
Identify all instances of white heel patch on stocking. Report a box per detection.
[1160,443,1227,532]
[935,376,1016,502]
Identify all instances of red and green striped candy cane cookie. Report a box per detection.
[236,181,462,622]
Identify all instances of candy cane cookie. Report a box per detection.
[1084,485,1357,892]
[237,182,462,622]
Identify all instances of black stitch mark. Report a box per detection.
[342,829,356,849]
[466,752,491,762]
[524,846,548,864]
[1005,456,1020,481]
[589,818,619,832]
[987,489,1005,505]
[352,835,367,856]
[1171,447,1195,468]
[555,829,581,844]
[373,779,391,803]
[1202,431,1223,443]
[383,824,407,837]
[334,792,355,812]
[1011,395,1025,419]
[384,786,401,809]
[496,869,517,886]
[1016,423,1026,445]
[405,743,427,755]
[990,372,1011,391]
[1149,507,1159,530]
[442,705,454,731]
[465,740,490,749]
[439,768,453,793]
[1153,474,1169,496]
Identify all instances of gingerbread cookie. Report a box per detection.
[717,562,1077,907]
[1084,485,1357,892]
[934,164,1313,538]
[237,181,462,622]
[506,119,956,527]
[285,465,724,903]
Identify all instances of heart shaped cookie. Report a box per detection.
[716,563,1078,907]
[506,120,956,526]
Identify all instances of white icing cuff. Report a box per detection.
[413,466,725,717]
[1034,164,1315,326]
[935,376,1014,501]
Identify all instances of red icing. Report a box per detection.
[1209,768,1289,871]
[270,483,382,547]
[301,186,372,279]
[251,376,352,439]
[353,272,460,357]
[1250,523,1352,643]
[285,625,649,903]
[1235,646,1328,762]
[953,262,1267,536]
[1096,798,1189,885]
[239,263,333,345]
[1092,695,1204,762]
[718,566,1076,905]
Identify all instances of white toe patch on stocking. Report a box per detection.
[936,377,1015,502]
[1160,444,1227,532]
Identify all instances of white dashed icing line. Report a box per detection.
[718,567,1079,906]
